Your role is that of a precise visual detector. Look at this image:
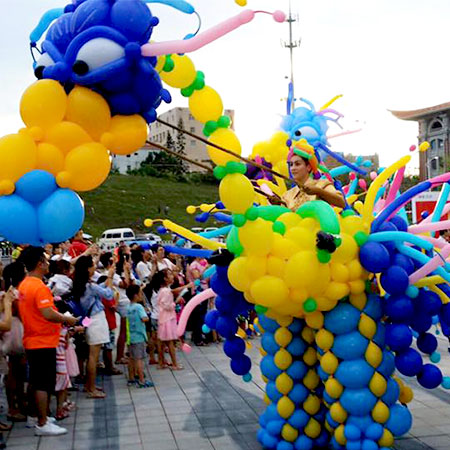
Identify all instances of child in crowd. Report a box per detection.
[126,285,154,388]
[48,260,73,297]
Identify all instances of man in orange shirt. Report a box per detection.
[18,247,78,436]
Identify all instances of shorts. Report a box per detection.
[103,329,115,351]
[86,311,110,346]
[26,348,56,393]
[150,318,158,333]
[129,342,146,360]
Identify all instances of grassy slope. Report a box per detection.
[81,174,219,239]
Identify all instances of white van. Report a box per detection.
[98,228,135,251]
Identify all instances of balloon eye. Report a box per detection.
[294,130,302,137]
[72,60,89,76]
[34,66,45,79]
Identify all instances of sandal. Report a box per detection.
[105,367,123,375]
[157,364,168,370]
[0,422,11,431]
[83,385,104,392]
[136,380,154,388]
[63,401,76,411]
[86,390,106,399]
[115,358,128,364]
[7,412,26,422]
[171,365,184,371]
[55,411,70,421]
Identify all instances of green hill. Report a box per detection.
[81,174,219,239]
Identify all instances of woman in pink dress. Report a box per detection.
[156,270,192,370]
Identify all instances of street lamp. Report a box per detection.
[426,156,439,179]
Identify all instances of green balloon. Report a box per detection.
[226,226,244,255]
[257,205,290,222]
[296,200,340,235]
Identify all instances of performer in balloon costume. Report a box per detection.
[1,1,450,450]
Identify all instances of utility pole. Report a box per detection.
[282,0,300,113]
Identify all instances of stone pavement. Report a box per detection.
[3,335,450,450]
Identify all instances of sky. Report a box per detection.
[1,0,449,174]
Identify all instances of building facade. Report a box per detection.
[112,107,235,174]
[390,103,450,181]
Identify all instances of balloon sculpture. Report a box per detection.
[4,1,450,450]
[0,0,285,245]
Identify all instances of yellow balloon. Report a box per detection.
[101,115,148,155]
[399,386,414,404]
[316,329,334,351]
[0,133,37,185]
[324,281,350,301]
[275,315,293,328]
[348,259,364,280]
[378,429,394,447]
[325,378,343,399]
[274,348,292,370]
[36,143,64,176]
[250,276,288,308]
[330,402,347,423]
[334,425,347,445]
[58,142,110,191]
[341,215,364,236]
[228,257,251,292]
[330,263,350,283]
[276,372,293,395]
[303,369,320,390]
[349,279,366,295]
[245,255,267,280]
[281,424,298,442]
[359,314,377,339]
[45,121,92,155]
[207,128,241,166]
[332,233,358,264]
[349,293,367,310]
[284,251,319,288]
[20,80,67,130]
[285,227,316,251]
[271,235,300,259]
[160,54,196,88]
[305,311,324,330]
[304,418,321,439]
[277,212,301,229]
[365,342,383,368]
[301,327,315,344]
[369,372,387,397]
[266,256,286,278]
[321,351,339,374]
[189,86,223,124]
[308,264,331,296]
[274,327,293,347]
[239,218,274,256]
[277,396,295,419]
[289,287,308,304]
[219,173,254,214]
[303,394,320,415]
[303,347,318,366]
[372,400,390,423]
[66,87,111,141]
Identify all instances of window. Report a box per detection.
[126,154,130,158]
[112,233,121,238]
[106,234,112,239]
[430,120,443,131]
[101,233,106,238]
[190,127,196,133]
[123,232,134,238]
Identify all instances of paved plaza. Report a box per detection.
[3,335,450,450]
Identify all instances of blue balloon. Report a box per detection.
[288,384,308,404]
[294,435,313,450]
[261,333,280,355]
[286,338,307,357]
[344,424,361,440]
[38,188,85,243]
[260,355,282,381]
[265,404,281,421]
[262,430,278,450]
[417,364,443,389]
[288,410,309,429]
[410,314,432,334]
[392,253,415,275]
[415,290,442,316]
[278,442,294,450]
[395,348,423,377]
[0,195,39,245]
[335,360,374,389]
[324,303,361,335]
[365,423,383,441]
[266,381,283,402]
[372,322,386,347]
[385,404,412,437]
[204,310,220,330]
[317,366,329,381]
[223,337,245,359]
[216,316,238,339]
[288,319,303,334]
[417,333,438,354]
[314,430,329,449]
[347,415,374,431]
[258,314,280,333]
[359,242,391,273]
[381,377,400,406]
[363,295,383,321]
[389,215,408,232]
[15,170,57,204]
[332,331,369,360]
[385,324,412,352]
[346,441,362,450]
[286,361,307,380]
[385,295,413,322]
[230,354,251,376]
[325,412,339,429]
[380,265,409,295]
[340,388,377,416]
[377,350,396,378]
[215,295,232,314]
[361,439,377,450]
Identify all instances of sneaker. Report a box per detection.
[27,416,56,428]
[127,379,136,386]
[136,380,154,388]
[35,421,68,436]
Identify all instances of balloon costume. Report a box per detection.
[2,2,450,450]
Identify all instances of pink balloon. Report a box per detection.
[141,10,285,57]
[349,172,356,181]
[181,343,192,354]
[342,185,349,195]
[409,219,450,234]
[176,288,216,337]
[410,244,450,283]
[358,179,367,191]
[370,171,377,180]
[410,145,417,152]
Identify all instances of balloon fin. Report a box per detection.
[29,8,65,44]
[319,94,343,111]
[143,0,195,14]
[286,82,294,115]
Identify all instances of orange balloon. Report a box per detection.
[45,122,92,155]
[36,143,65,176]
